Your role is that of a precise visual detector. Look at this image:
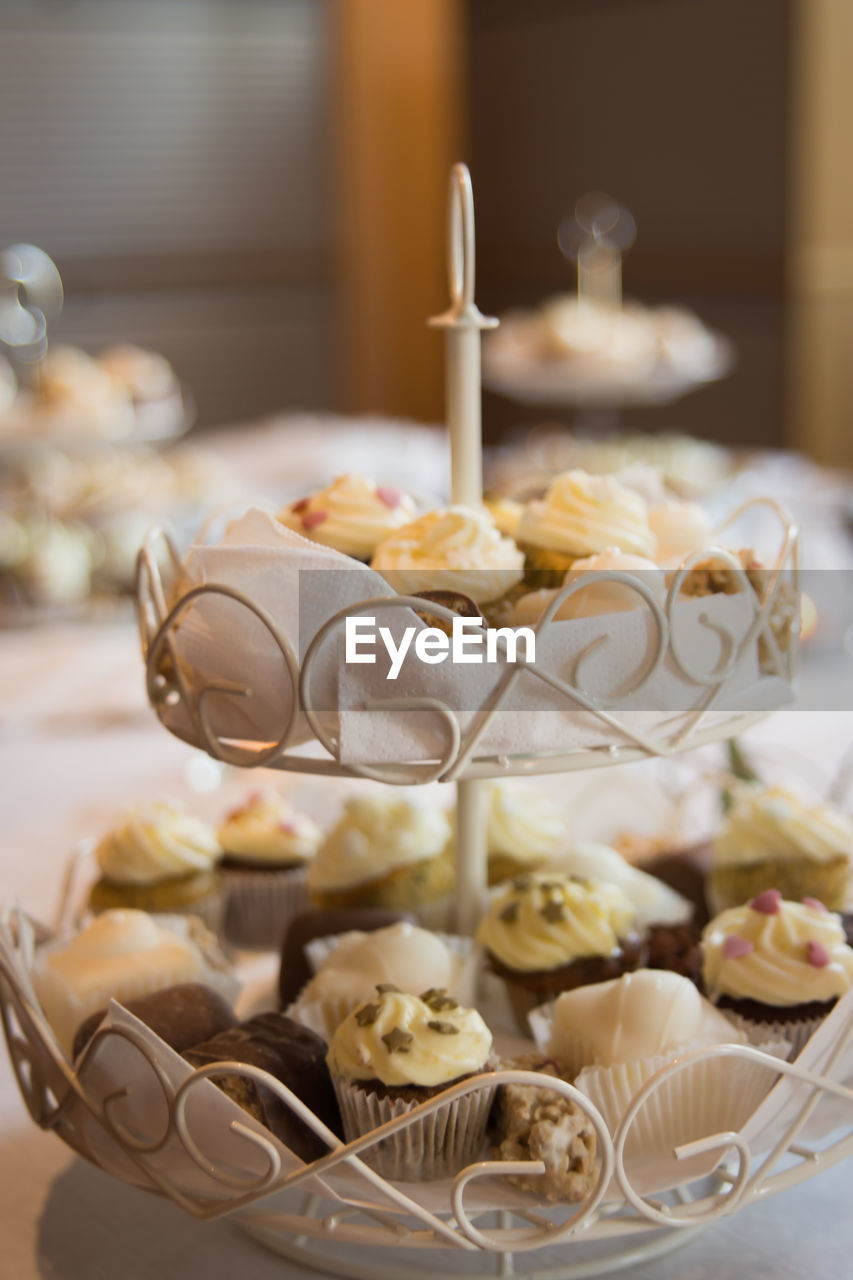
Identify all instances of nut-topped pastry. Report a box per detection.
[707,784,853,913]
[307,793,454,927]
[476,872,643,1030]
[371,504,524,606]
[516,470,658,586]
[326,986,495,1179]
[702,891,853,1051]
[218,789,322,948]
[278,474,417,562]
[88,802,223,929]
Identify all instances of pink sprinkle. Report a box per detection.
[376,485,403,510]
[750,888,782,915]
[803,897,828,913]
[277,820,298,835]
[722,934,754,959]
[291,498,310,514]
[807,940,832,968]
[302,510,328,530]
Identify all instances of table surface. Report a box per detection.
[3,420,853,1280]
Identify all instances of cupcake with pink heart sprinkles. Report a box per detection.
[701,890,853,1056]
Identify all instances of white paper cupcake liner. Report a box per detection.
[222,865,309,950]
[715,1007,825,1061]
[528,999,788,1164]
[289,932,481,1042]
[331,1071,496,1181]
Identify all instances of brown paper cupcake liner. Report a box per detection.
[222,865,309,950]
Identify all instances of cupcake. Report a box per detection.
[701,890,853,1054]
[451,780,568,886]
[31,909,236,1057]
[217,789,322,948]
[288,920,477,1040]
[89,802,224,931]
[530,970,767,1161]
[706,784,853,914]
[278,474,417,563]
[516,470,658,586]
[370,504,525,610]
[648,500,712,567]
[307,793,454,928]
[508,548,665,626]
[476,873,643,1031]
[326,986,495,1179]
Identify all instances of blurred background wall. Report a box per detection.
[1,0,852,465]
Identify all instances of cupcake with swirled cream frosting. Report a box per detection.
[371,504,524,607]
[476,872,644,1030]
[516,470,657,586]
[308,793,454,928]
[217,789,322,949]
[450,780,567,886]
[278,474,417,562]
[327,986,495,1179]
[702,890,853,1053]
[508,548,665,626]
[707,784,853,914]
[88,803,223,929]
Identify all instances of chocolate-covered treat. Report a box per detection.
[279,907,416,1007]
[72,982,238,1061]
[183,1011,342,1161]
[641,842,713,928]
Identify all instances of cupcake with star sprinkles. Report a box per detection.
[326,986,495,1179]
[702,889,853,1055]
[277,474,417,563]
[476,872,644,1031]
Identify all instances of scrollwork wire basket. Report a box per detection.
[4,905,853,1280]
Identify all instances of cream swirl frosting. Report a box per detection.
[278,474,417,560]
[326,988,492,1087]
[715,785,853,866]
[479,780,566,864]
[476,873,637,973]
[371,505,524,605]
[517,470,658,559]
[648,500,712,566]
[307,794,451,892]
[96,803,222,885]
[551,970,739,1068]
[218,789,321,866]
[702,895,853,1005]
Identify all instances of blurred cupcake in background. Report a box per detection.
[88,802,224,931]
[219,788,322,949]
[308,792,454,929]
[450,780,567,886]
[706,784,853,914]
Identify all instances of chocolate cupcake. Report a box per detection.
[702,890,853,1056]
[476,873,644,1032]
[326,987,495,1180]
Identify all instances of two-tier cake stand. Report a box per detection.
[3,166,852,1280]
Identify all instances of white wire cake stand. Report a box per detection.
[0,166,835,1280]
